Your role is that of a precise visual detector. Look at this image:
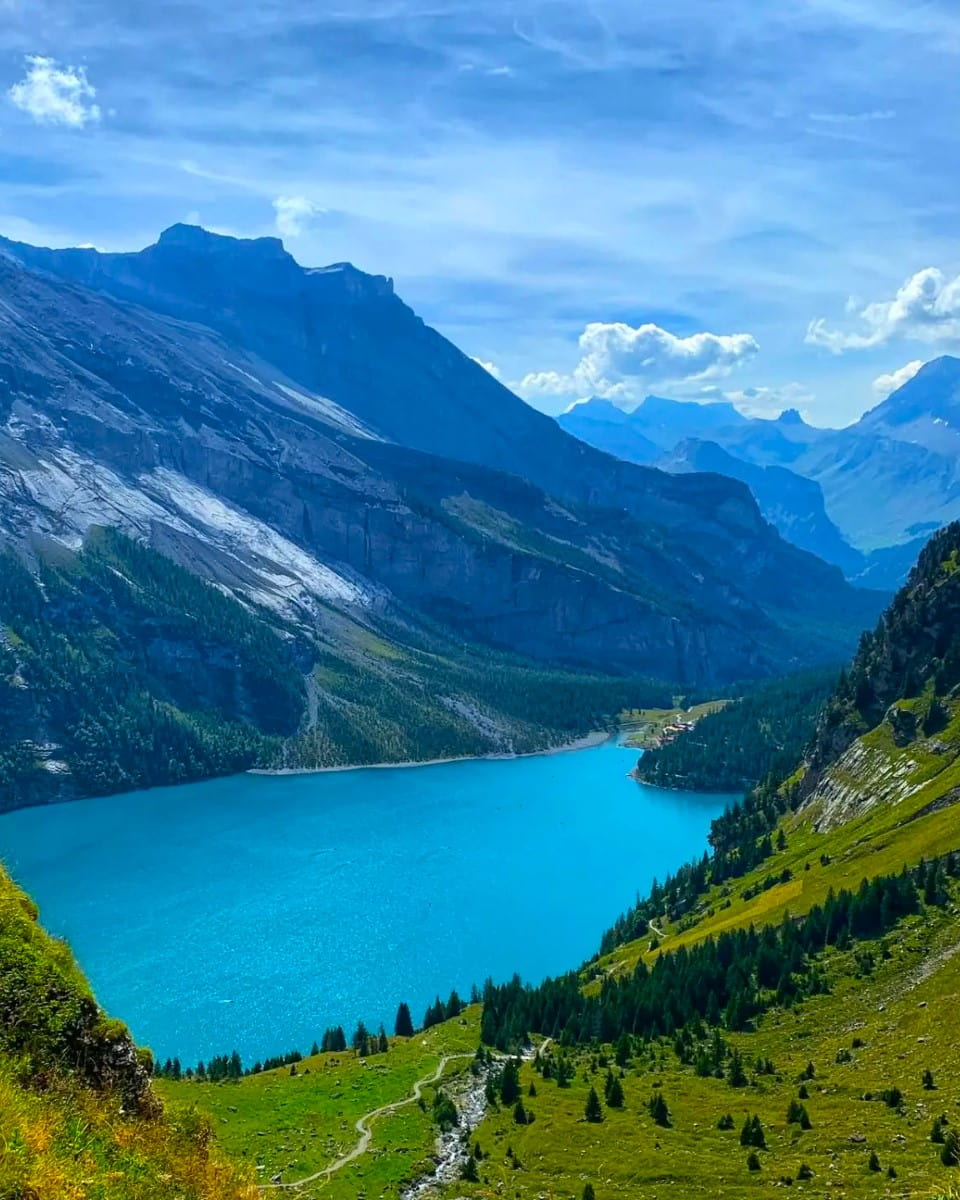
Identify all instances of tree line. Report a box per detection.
[481,860,955,1051]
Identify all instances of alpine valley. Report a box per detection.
[0,226,881,806]
[4,227,960,1200]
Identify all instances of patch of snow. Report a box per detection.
[144,468,373,608]
[19,448,176,546]
[273,382,385,441]
[223,361,264,385]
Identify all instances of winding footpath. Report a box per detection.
[261,1052,475,1192]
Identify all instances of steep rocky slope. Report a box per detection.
[798,522,960,827]
[0,227,879,693]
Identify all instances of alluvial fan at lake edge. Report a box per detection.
[0,741,734,1064]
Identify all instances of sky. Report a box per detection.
[2,1,960,426]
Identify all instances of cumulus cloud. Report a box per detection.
[471,358,502,379]
[807,269,960,353]
[515,321,758,401]
[272,195,322,238]
[872,359,925,398]
[8,56,101,127]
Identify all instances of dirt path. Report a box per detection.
[261,1053,475,1192]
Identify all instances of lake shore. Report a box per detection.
[248,728,613,777]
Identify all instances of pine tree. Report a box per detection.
[746,1151,761,1172]
[607,1076,625,1109]
[615,1033,632,1067]
[786,1100,811,1130]
[513,1099,528,1125]
[500,1059,521,1106]
[942,1129,960,1167]
[461,1155,479,1182]
[582,1186,596,1200]
[310,1041,320,1057]
[868,1151,881,1172]
[727,1048,747,1088]
[648,1092,670,1127]
[377,1024,389,1053]
[584,1086,604,1123]
[352,1020,370,1056]
[395,1002,415,1038]
[922,1068,936,1090]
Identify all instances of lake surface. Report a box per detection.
[0,741,734,1064]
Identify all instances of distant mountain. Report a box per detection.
[656,438,864,576]
[560,365,960,583]
[556,398,660,465]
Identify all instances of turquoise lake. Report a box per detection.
[0,741,734,1064]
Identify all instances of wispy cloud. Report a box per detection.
[8,56,101,127]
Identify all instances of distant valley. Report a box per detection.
[559,363,960,590]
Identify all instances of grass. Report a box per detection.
[445,898,960,1199]
[0,861,255,1200]
[619,701,728,750]
[157,1009,482,1199]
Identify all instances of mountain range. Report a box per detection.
[0,226,887,802]
[559,366,960,589]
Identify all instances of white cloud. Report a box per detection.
[8,56,101,127]
[272,195,322,238]
[515,322,758,401]
[807,268,960,353]
[715,381,815,418]
[471,358,502,379]
[872,359,925,398]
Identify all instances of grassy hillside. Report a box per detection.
[158,1012,482,1198]
[0,527,680,811]
[0,859,255,1199]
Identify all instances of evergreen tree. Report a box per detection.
[583,1186,596,1200]
[352,1021,370,1056]
[922,1068,936,1090]
[942,1129,960,1167]
[868,1151,881,1172]
[607,1076,625,1108]
[377,1024,389,1053]
[727,1048,748,1088]
[584,1086,604,1123]
[513,1099,528,1125]
[746,1152,761,1172]
[797,1164,813,1180]
[500,1059,521,1106]
[786,1100,811,1130]
[395,1002,415,1038]
[648,1092,670,1127]
[461,1155,479,1182]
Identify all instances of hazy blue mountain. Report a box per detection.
[557,398,660,464]
[657,438,864,576]
[559,366,960,582]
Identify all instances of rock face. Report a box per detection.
[0,227,880,685]
[797,522,960,827]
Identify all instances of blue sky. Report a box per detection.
[2,1,960,425]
